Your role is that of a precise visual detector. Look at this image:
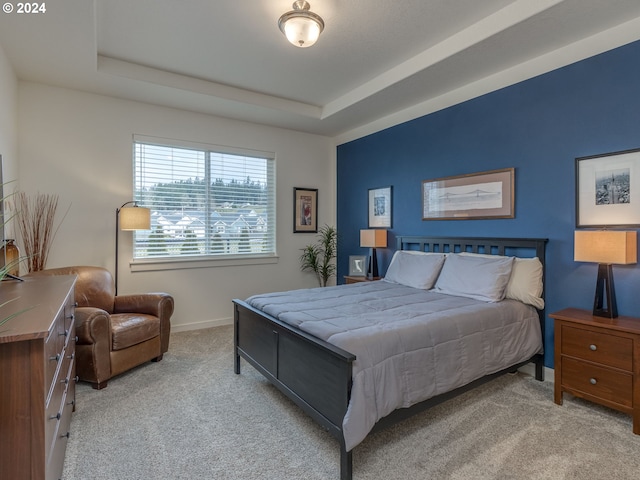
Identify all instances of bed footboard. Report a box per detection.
[234,299,356,479]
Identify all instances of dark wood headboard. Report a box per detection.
[396,236,547,265]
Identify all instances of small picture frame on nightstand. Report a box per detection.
[349,255,367,276]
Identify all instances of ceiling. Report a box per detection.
[1,0,640,142]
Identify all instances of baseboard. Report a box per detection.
[172,316,233,333]
[518,363,554,383]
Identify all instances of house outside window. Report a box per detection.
[132,136,276,262]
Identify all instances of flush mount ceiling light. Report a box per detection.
[278,1,324,48]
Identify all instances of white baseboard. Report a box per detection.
[518,363,554,383]
[172,316,233,333]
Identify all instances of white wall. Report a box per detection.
[18,82,336,331]
[0,43,18,238]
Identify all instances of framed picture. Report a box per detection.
[422,168,515,220]
[368,186,392,228]
[576,148,640,227]
[293,187,318,233]
[348,255,367,276]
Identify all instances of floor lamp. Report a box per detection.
[574,230,637,318]
[116,201,150,295]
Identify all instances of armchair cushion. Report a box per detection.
[111,313,160,351]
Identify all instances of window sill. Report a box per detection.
[130,254,279,272]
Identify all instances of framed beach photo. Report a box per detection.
[368,186,392,228]
[293,187,318,233]
[422,168,514,220]
[576,148,640,228]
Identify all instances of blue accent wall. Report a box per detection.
[337,39,640,368]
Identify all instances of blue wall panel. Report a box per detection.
[337,39,640,368]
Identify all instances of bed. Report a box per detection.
[233,236,547,480]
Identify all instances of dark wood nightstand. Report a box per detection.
[551,307,640,434]
[343,275,381,284]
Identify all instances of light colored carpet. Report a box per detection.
[62,325,640,479]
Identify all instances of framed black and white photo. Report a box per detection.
[293,187,318,233]
[576,148,640,227]
[368,186,392,228]
[422,168,514,220]
[348,255,367,276]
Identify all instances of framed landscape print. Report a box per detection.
[422,168,514,220]
[293,187,318,233]
[368,186,392,228]
[576,148,640,227]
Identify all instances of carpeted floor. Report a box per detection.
[62,325,640,479]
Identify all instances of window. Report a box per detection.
[133,136,276,262]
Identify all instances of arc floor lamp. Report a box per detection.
[115,201,150,295]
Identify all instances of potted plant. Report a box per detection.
[299,224,337,287]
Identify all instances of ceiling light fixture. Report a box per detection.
[278,1,324,48]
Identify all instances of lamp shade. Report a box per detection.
[119,206,151,231]
[574,230,637,264]
[360,229,387,248]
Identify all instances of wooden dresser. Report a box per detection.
[551,307,640,434]
[0,275,77,480]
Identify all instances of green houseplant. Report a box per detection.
[299,224,337,287]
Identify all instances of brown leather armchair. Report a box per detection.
[28,266,174,389]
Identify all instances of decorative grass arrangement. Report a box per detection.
[15,191,68,272]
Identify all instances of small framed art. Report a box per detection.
[293,187,318,233]
[348,255,367,276]
[368,186,392,228]
[422,168,514,220]
[576,148,640,228]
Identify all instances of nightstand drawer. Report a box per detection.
[561,357,633,407]
[561,324,633,371]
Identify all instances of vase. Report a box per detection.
[0,239,20,277]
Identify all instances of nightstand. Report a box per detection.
[343,275,381,284]
[551,307,640,434]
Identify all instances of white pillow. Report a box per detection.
[459,253,544,309]
[383,251,446,290]
[434,253,514,302]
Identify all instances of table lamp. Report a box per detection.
[360,229,387,279]
[574,230,637,318]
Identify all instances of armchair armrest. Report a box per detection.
[113,293,174,319]
[74,306,111,385]
[75,306,110,345]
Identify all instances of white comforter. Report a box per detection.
[245,280,542,451]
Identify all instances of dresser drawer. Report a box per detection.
[561,356,633,407]
[561,324,633,371]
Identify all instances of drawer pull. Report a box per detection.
[67,353,75,360]
[74,375,79,383]
[67,399,75,407]
[60,432,70,439]
[59,329,69,337]
[49,412,61,420]
[49,354,61,362]
[61,377,69,385]
[590,378,597,385]
[589,344,597,351]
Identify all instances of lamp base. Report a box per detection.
[367,247,379,280]
[593,263,617,318]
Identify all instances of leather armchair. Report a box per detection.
[28,266,174,389]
